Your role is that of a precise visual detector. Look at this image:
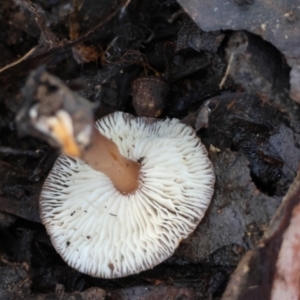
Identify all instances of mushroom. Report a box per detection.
[18,69,215,278]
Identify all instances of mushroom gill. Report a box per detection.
[40,112,215,278]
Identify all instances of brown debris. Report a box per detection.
[35,286,106,300]
[0,257,106,300]
[0,258,32,299]
[132,76,169,117]
[0,0,128,89]
[109,285,198,300]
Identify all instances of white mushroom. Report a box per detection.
[40,112,215,278]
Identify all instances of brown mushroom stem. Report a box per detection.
[80,126,140,194]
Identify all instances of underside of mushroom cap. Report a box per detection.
[40,112,215,278]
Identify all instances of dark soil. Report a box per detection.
[0,0,299,299]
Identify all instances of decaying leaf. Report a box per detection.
[177,0,300,103]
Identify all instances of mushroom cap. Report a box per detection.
[40,112,215,278]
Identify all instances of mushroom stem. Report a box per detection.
[80,126,140,194]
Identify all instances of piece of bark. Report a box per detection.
[222,165,300,300]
